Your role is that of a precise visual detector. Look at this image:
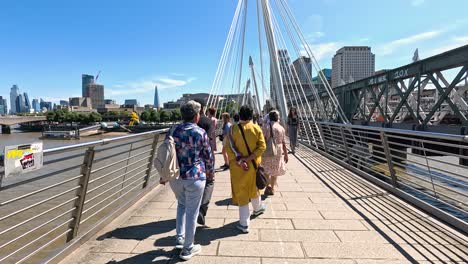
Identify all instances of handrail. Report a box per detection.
[0,129,166,264]
[43,128,169,154]
[313,120,468,142]
[300,120,468,232]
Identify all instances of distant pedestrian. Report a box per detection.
[226,105,266,233]
[194,104,215,227]
[233,113,240,124]
[288,107,299,154]
[220,112,232,170]
[262,110,288,195]
[167,100,214,261]
[208,107,218,153]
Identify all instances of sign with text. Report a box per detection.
[4,142,43,177]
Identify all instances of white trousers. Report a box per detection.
[239,196,262,226]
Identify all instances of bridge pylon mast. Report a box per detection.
[260,0,288,122]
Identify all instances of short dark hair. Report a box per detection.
[269,111,279,122]
[233,113,240,122]
[239,105,253,121]
[208,107,216,116]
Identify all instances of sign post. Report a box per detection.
[4,142,43,178]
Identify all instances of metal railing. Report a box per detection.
[298,121,468,231]
[0,129,168,264]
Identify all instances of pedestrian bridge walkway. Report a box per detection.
[61,147,467,264]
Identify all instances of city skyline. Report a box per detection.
[1,0,467,109]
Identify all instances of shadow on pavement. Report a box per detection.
[97,219,176,241]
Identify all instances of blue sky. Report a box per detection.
[1,0,467,108]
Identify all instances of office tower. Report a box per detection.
[88,84,104,109]
[0,96,7,115]
[69,97,92,107]
[270,49,292,107]
[40,98,52,111]
[16,94,26,113]
[124,99,139,106]
[10,85,19,114]
[291,56,312,85]
[59,100,69,106]
[104,99,116,105]
[32,99,40,112]
[23,92,31,112]
[332,46,375,88]
[154,86,160,108]
[82,74,95,97]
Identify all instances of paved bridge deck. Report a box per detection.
[61,146,467,264]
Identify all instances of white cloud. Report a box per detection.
[411,0,425,6]
[305,31,325,42]
[378,30,443,55]
[303,42,341,62]
[427,36,468,56]
[108,76,195,96]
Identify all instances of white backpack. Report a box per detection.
[153,126,179,182]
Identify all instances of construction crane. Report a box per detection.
[95,70,101,82]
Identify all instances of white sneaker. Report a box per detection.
[236,223,250,233]
[252,204,266,216]
[175,236,184,249]
[179,244,202,261]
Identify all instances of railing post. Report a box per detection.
[143,134,160,188]
[317,123,328,153]
[340,127,352,165]
[380,132,398,187]
[67,147,95,242]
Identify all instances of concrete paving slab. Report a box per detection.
[302,242,406,259]
[334,231,389,243]
[218,241,304,258]
[319,210,363,220]
[262,258,357,264]
[260,229,339,242]
[169,256,262,264]
[292,219,368,230]
[224,218,295,229]
[258,210,323,219]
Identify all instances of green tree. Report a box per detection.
[159,110,169,123]
[46,111,56,122]
[87,112,102,123]
[170,109,182,123]
[140,110,151,122]
[53,110,66,123]
[150,109,160,123]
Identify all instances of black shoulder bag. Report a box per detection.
[238,124,268,190]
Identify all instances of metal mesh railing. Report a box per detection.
[0,129,167,264]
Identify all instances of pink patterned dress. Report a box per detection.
[261,121,286,177]
[209,116,218,152]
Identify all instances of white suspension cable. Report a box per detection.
[206,0,243,112]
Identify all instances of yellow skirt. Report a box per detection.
[230,164,259,206]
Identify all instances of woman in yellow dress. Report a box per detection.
[226,105,266,233]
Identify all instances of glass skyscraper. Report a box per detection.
[23,92,31,112]
[32,99,40,112]
[82,74,95,97]
[154,85,160,108]
[10,85,19,114]
[0,96,7,115]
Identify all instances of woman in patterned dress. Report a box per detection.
[261,110,288,195]
[208,107,218,153]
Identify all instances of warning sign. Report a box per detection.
[4,142,43,178]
